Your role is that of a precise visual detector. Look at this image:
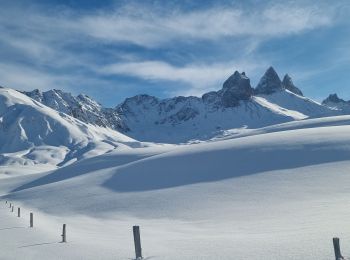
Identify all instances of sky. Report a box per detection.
[0,0,349,107]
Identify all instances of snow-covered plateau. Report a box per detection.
[1,67,350,259]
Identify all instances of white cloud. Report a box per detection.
[78,3,334,47]
[0,2,334,51]
[100,59,267,95]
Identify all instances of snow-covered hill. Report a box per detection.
[0,87,145,168]
[2,115,350,259]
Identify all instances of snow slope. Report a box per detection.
[210,114,350,141]
[257,89,338,118]
[2,116,350,259]
[0,88,145,168]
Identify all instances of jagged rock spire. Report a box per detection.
[255,66,283,95]
[219,70,253,107]
[282,74,303,96]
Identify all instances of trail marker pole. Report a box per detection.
[333,237,344,260]
[61,224,66,242]
[133,225,142,259]
[30,213,33,228]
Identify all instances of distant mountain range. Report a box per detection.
[1,66,349,166]
[19,66,343,143]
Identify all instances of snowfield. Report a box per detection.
[2,115,350,259]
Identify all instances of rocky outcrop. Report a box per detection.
[282,74,303,96]
[217,71,253,107]
[322,94,347,104]
[255,67,284,94]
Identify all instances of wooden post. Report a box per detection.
[133,226,142,259]
[17,207,20,217]
[11,206,14,212]
[30,213,33,228]
[333,237,343,260]
[61,224,66,242]
[9,203,11,208]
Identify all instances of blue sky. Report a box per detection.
[0,0,349,106]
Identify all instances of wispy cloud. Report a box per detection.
[0,2,336,57]
[100,59,268,95]
[79,3,334,47]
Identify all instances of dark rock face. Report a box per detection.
[255,67,284,95]
[202,71,253,108]
[282,74,303,96]
[322,94,346,104]
[218,71,253,107]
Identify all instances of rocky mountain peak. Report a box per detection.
[322,94,346,104]
[282,74,303,96]
[322,94,350,113]
[218,71,253,107]
[255,66,284,95]
[16,65,320,143]
[223,71,249,89]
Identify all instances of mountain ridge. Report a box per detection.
[0,88,144,167]
[10,67,342,143]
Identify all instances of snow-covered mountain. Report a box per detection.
[0,87,144,168]
[116,67,335,142]
[16,67,340,143]
[22,89,128,131]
